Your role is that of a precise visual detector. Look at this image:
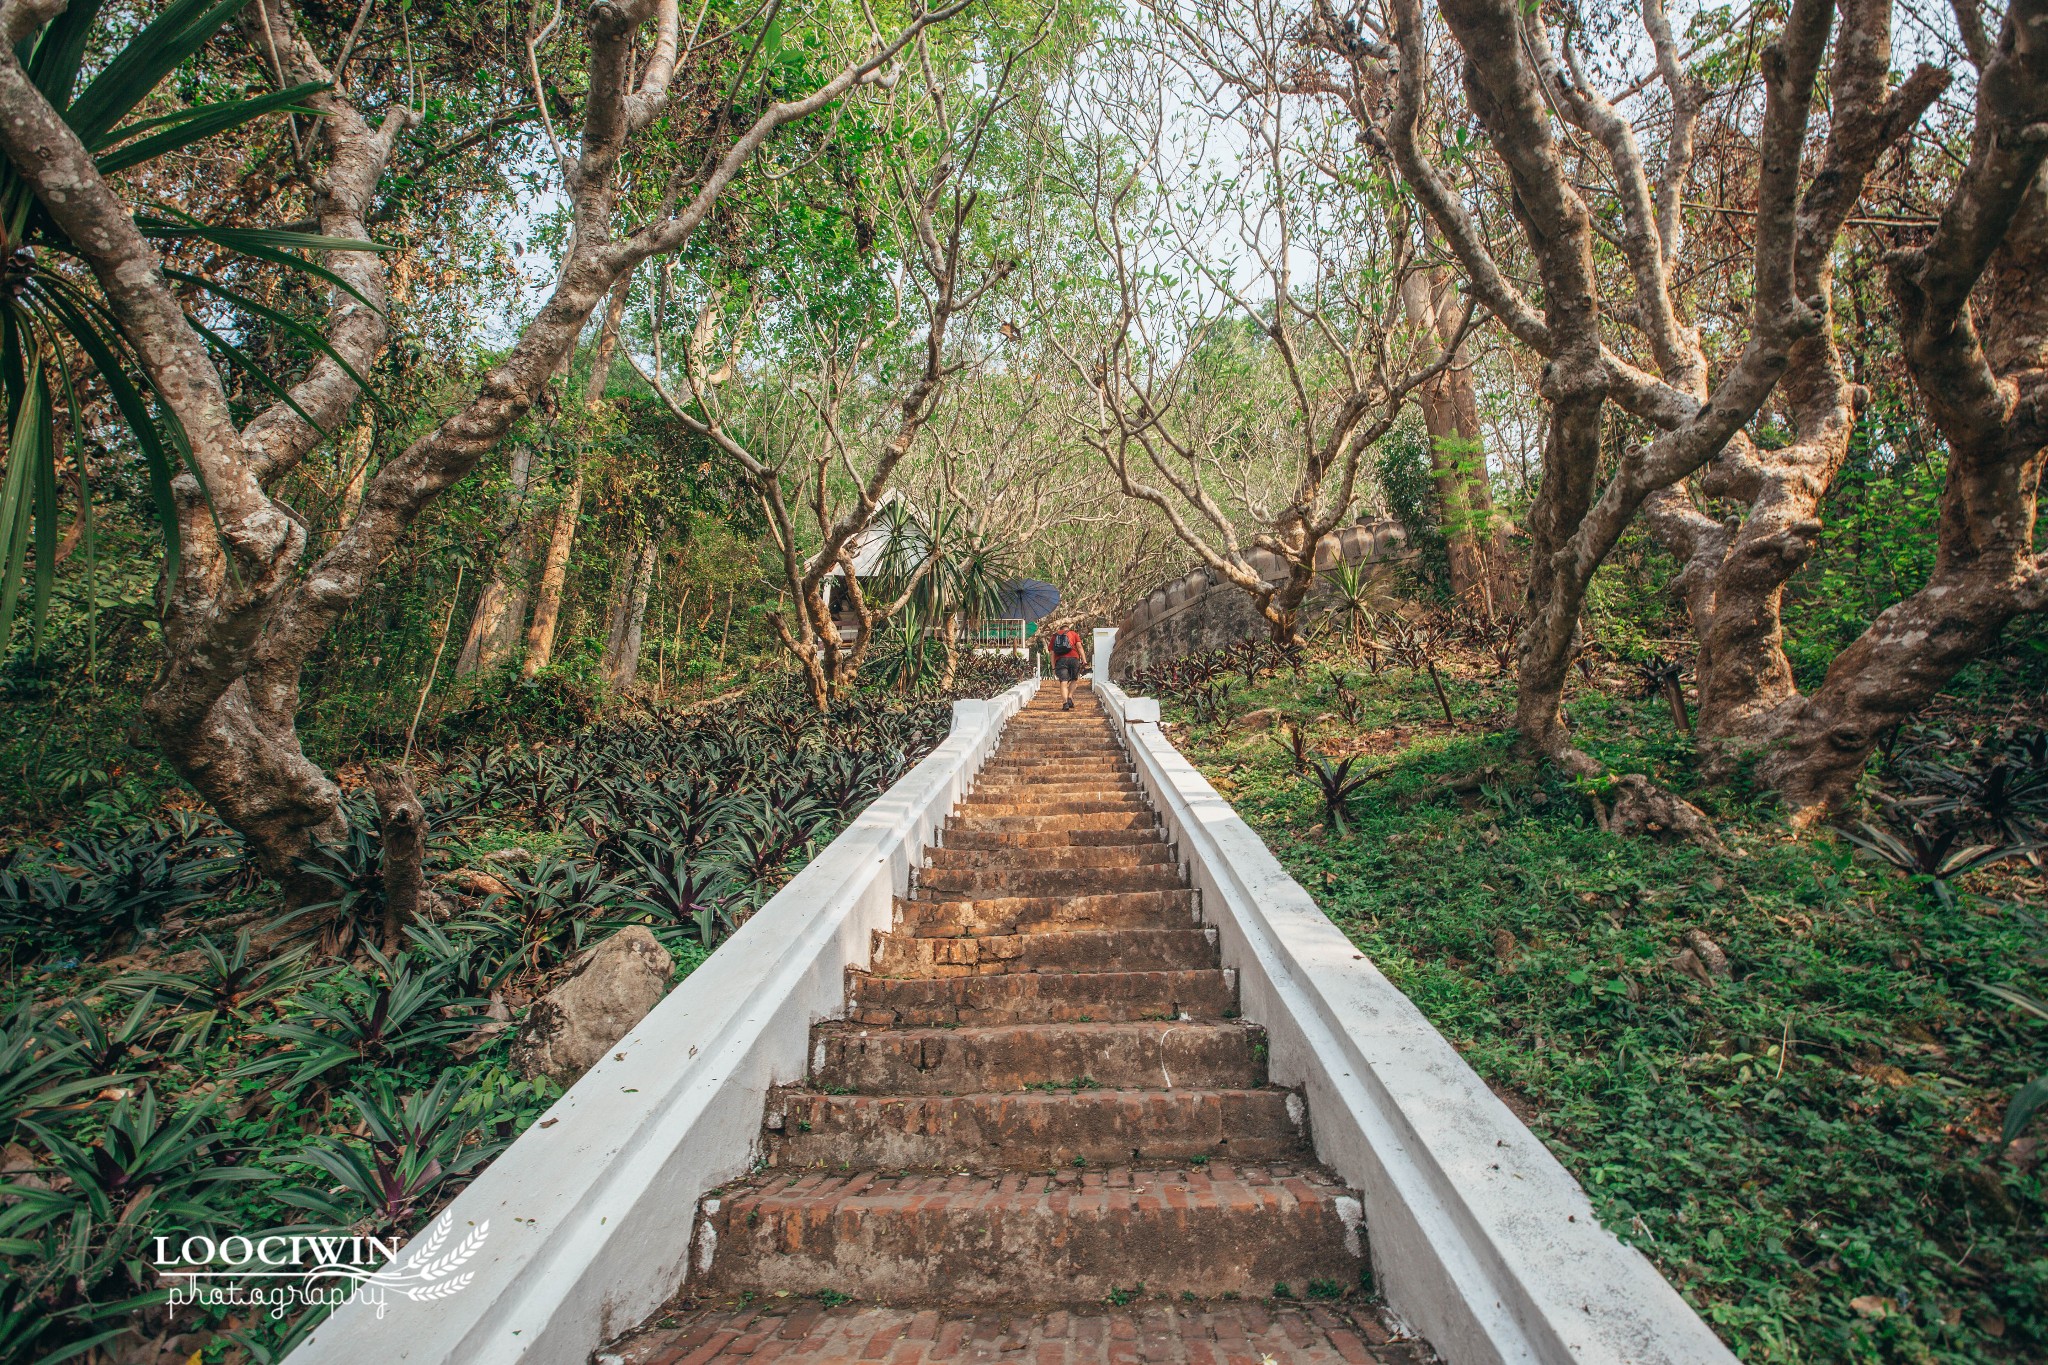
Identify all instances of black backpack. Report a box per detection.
[1049,629,1080,657]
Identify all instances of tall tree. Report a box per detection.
[1713,0,2041,818]
[0,0,971,889]
[1044,7,1466,646]
[1318,0,1911,773]
[629,23,1039,706]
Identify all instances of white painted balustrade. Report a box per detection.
[291,679,1038,1365]
[1090,629,1734,1365]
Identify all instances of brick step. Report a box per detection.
[971,775,1141,796]
[603,1300,1429,1365]
[847,967,1234,1026]
[978,757,1130,769]
[959,793,1147,815]
[898,889,1198,936]
[924,843,1174,872]
[869,927,1217,977]
[985,750,1122,765]
[696,1163,1365,1303]
[990,736,1117,746]
[808,1020,1268,1094]
[939,826,1164,851]
[961,792,1152,814]
[957,810,1157,837]
[915,864,1185,897]
[762,1086,1306,1169]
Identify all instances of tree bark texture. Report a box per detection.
[1382,0,1835,771]
[602,529,661,688]
[1641,0,1949,788]
[369,765,427,953]
[1754,8,2048,817]
[522,469,584,677]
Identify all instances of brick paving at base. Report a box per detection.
[601,1298,1433,1364]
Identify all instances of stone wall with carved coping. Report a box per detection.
[1108,520,1411,678]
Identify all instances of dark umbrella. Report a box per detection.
[998,579,1061,622]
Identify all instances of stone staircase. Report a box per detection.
[603,690,1429,1362]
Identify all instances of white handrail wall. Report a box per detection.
[1090,638,1731,1365]
[292,678,1038,1365]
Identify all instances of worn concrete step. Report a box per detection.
[762,1087,1306,1169]
[697,1163,1364,1303]
[808,1020,1268,1094]
[924,843,1174,873]
[940,826,1164,851]
[870,927,1217,977]
[916,864,1185,897]
[847,967,1235,1026]
[898,889,1198,936]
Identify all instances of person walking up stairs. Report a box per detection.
[1044,625,1089,710]
[605,690,1431,1363]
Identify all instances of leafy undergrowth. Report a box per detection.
[0,657,1024,1365]
[1151,633,2046,1364]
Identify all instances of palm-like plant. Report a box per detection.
[869,499,1020,689]
[1307,753,1380,837]
[1325,560,1377,657]
[0,0,382,646]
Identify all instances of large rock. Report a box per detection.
[512,927,673,1085]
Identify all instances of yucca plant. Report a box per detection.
[866,602,949,695]
[1325,561,1376,656]
[0,0,385,648]
[243,947,477,1090]
[1307,753,1379,837]
[288,1071,505,1233]
[113,927,330,1053]
[1843,807,2043,908]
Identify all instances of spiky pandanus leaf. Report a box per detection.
[0,0,391,650]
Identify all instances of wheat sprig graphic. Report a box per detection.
[416,1222,489,1282]
[406,1272,475,1302]
[401,1212,454,1274]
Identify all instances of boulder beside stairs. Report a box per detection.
[512,927,673,1085]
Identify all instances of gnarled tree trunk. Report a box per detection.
[1644,0,2040,821]
[1644,0,1947,781]
[0,0,955,889]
